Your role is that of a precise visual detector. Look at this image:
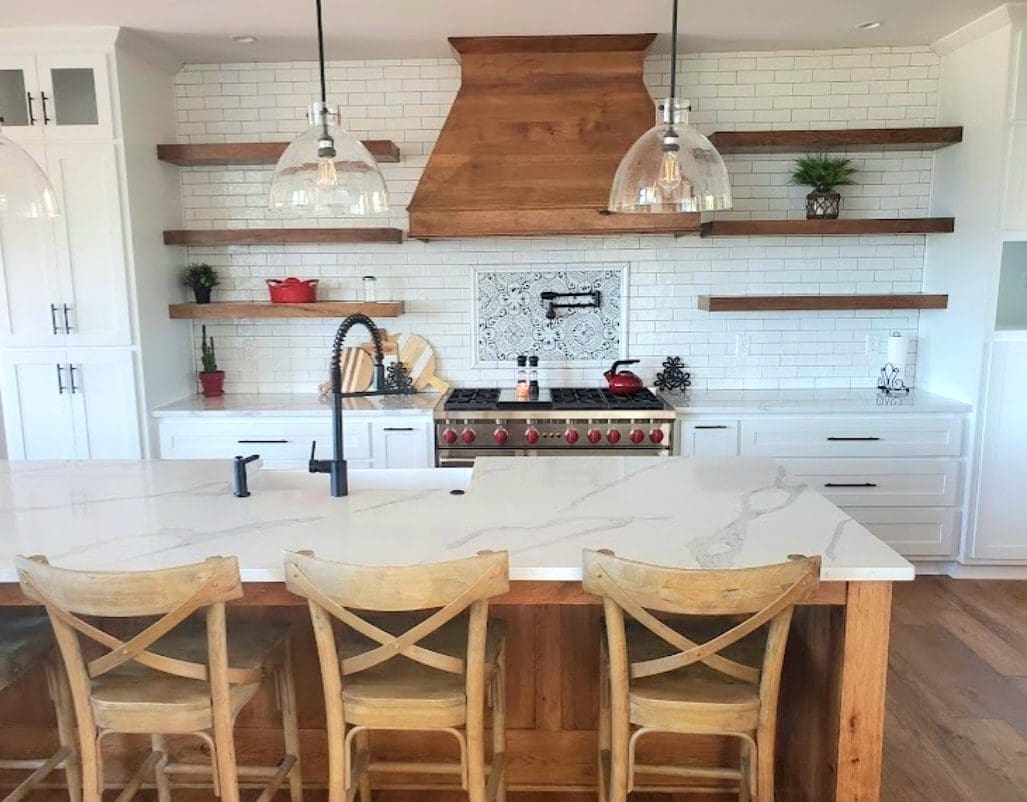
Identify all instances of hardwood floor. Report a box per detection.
[883,578,1027,802]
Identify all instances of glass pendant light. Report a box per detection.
[0,121,58,219]
[268,0,389,217]
[608,0,732,213]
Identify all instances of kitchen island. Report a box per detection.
[0,457,912,801]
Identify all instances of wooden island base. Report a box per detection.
[0,580,892,802]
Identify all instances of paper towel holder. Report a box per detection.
[878,331,911,396]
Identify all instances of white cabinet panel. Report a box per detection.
[779,458,960,507]
[67,350,140,459]
[845,507,959,559]
[46,143,130,346]
[972,340,1027,561]
[372,421,432,469]
[677,419,740,457]
[1003,126,1027,231]
[0,57,40,141]
[0,350,76,459]
[740,416,963,458]
[33,52,114,140]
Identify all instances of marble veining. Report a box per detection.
[0,457,914,584]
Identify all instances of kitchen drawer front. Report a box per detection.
[740,415,963,458]
[779,458,961,507]
[843,506,960,558]
[677,418,741,457]
[158,419,372,467]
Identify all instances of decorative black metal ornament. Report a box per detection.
[654,356,691,392]
[383,360,415,394]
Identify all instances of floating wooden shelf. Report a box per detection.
[708,127,963,154]
[169,301,406,320]
[698,294,949,312]
[163,228,404,246]
[156,140,401,165]
[699,218,955,238]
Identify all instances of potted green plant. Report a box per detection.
[183,263,219,304]
[790,154,858,220]
[198,325,225,397]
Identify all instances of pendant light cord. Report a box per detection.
[316,0,328,105]
[669,0,679,103]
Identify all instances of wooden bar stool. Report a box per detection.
[284,549,509,802]
[15,555,303,802]
[583,550,821,802]
[0,615,80,802]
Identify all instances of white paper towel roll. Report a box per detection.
[886,332,908,375]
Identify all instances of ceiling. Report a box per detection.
[0,0,1002,63]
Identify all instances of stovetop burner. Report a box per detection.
[444,387,666,412]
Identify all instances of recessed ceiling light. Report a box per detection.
[856,21,882,31]
[230,34,258,44]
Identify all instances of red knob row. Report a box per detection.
[444,426,665,446]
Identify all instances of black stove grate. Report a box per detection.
[446,387,666,412]
[444,388,502,411]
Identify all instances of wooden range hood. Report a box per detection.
[407,34,701,239]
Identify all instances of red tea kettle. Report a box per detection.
[604,360,645,396]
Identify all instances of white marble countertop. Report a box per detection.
[153,392,443,417]
[660,388,971,415]
[0,457,912,584]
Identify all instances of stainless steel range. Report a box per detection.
[434,387,675,467]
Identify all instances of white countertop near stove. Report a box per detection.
[0,457,913,584]
[660,388,971,415]
[153,392,443,417]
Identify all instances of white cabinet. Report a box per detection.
[971,340,1027,560]
[677,419,740,457]
[778,458,960,507]
[0,349,140,459]
[740,415,963,458]
[0,52,113,142]
[844,507,959,558]
[0,142,129,347]
[373,421,433,469]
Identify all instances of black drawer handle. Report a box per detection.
[826,436,881,441]
[694,425,728,430]
[237,439,288,444]
[824,482,878,488]
[382,427,415,432]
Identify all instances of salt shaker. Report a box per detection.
[362,275,377,302]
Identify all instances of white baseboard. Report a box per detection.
[911,560,1027,579]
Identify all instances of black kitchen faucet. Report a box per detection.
[308,314,407,497]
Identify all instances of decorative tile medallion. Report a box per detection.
[474,266,626,363]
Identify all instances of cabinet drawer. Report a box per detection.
[843,507,959,558]
[779,458,960,506]
[677,419,740,457]
[740,416,963,458]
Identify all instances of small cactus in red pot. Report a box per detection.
[198,325,225,397]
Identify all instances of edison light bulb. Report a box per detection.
[317,157,338,188]
[657,149,682,193]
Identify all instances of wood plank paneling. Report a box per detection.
[163,229,404,246]
[698,294,950,312]
[156,141,401,165]
[168,302,405,320]
[708,127,964,153]
[700,218,956,237]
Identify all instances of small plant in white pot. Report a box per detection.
[198,325,225,397]
[790,154,858,220]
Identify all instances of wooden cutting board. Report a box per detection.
[336,347,374,393]
[396,333,437,391]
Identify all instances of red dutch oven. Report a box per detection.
[267,277,318,303]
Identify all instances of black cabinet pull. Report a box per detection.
[55,364,65,394]
[40,92,51,124]
[382,427,415,432]
[826,436,881,441]
[50,304,60,335]
[237,439,288,444]
[694,425,728,430]
[824,482,878,488]
[26,92,37,125]
[61,304,72,334]
[67,364,78,394]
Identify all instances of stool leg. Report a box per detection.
[491,647,507,802]
[151,736,171,802]
[278,639,304,802]
[466,700,486,802]
[597,646,611,802]
[738,739,751,802]
[355,730,371,802]
[47,659,82,802]
[755,724,774,802]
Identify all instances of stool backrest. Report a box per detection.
[582,550,820,686]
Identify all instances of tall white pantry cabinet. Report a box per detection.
[0,28,192,459]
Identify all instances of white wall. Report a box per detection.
[171,46,942,393]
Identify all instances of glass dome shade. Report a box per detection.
[0,127,58,219]
[268,104,389,217]
[608,99,732,214]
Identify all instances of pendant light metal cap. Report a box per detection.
[0,127,59,219]
[268,103,390,217]
[608,98,732,214]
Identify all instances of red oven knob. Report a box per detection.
[494,428,509,445]
[630,428,645,444]
[565,428,580,444]
[442,428,458,445]
[525,427,540,445]
[650,428,665,444]
[607,429,621,444]
[587,429,602,445]
[461,428,476,444]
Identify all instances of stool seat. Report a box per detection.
[338,618,505,729]
[0,616,53,690]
